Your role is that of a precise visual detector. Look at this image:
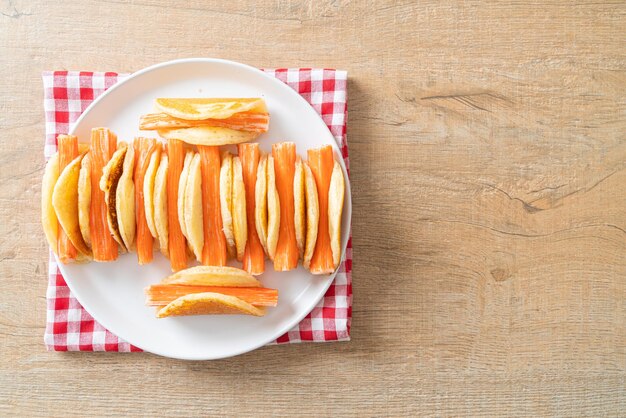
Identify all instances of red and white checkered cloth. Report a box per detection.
[43,68,352,352]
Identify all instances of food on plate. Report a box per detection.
[157,126,259,146]
[271,142,299,271]
[254,154,280,260]
[90,128,119,261]
[145,285,278,307]
[54,135,91,262]
[302,161,319,269]
[42,152,60,256]
[143,147,161,239]
[198,145,228,266]
[53,149,91,259]
[293,156,305,259]
[56,135,79,262]
[182,152,204,262]
[134,138,160,264]
[307,145,345,274]
[218,151,247,261]
[153,153,169,257]
[139,111,269,132]
[154,98,268,120]
[238,143,265,275]
[219,152,235,257]
[117,145,136,252]
[328,159,345,267]
[41,99,347,279]
[140,98,269,146]
[40,88,352,335]
[266,155,280,261]
[162,265,261,286]
[166,139,188,271]
[100,143,129,252]
[42,133,345,273]
[144,265,277,318]
[155,293,265,318]
[254,155,269,255]
[177,150,193,240]
[231,155,247,261]
[77,153,92,248]
[42,140,89,261]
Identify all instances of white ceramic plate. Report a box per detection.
[61,58,351,360]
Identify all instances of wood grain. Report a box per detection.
[1,0,624,416]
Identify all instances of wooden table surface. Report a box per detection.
[1,1,624,416]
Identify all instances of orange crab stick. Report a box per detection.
[238,143,265,275]
[198,145,228,266]
[167,139,187,271]
[89,128,118,262]
[272,142,299,271]
[139,111,269,133]
[57,135,79,263]
[307,145,335,274]
[134,138,159,265]
[145,285,278,307]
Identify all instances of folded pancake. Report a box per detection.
[154,98,268,121]
[302,161,319,269]
[153,153,169,257]
[156,292,265,318]
[100,143,128,251]
[143,147,161,239]
[183,153,204,262]
[266,155,280,260]
[145,98,268,146]
[293,156,305,259]
[158,126,259,146]
[307,145,345,274]
[177,151,194,240]
[55,135,81,263]
[78,153,91,248]
[161,265,261,287]
[219,152,235,258]
[238,143,265,275]
[52,153,91,257]
[42,153,60,256]
[328,160,345,267]
[231,156,247,261]
[117,145,136,251]
[254,154,268,255]
[151,265,269,319]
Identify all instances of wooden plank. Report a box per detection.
[0,0,624,416]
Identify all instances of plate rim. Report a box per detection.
[59,57,351,360]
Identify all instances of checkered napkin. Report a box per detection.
[43,68,352,352]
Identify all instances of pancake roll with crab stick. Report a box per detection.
[89,128,120,262]
[306,145,345,274]
[133,137,161,264]
[166,139,188,271]
[145,266,278,318]
[238,143,265,275]
[44,135,91,263]
[140,98,269,146]
[271,142,299,271]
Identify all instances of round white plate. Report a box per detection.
[61,58,351,360]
